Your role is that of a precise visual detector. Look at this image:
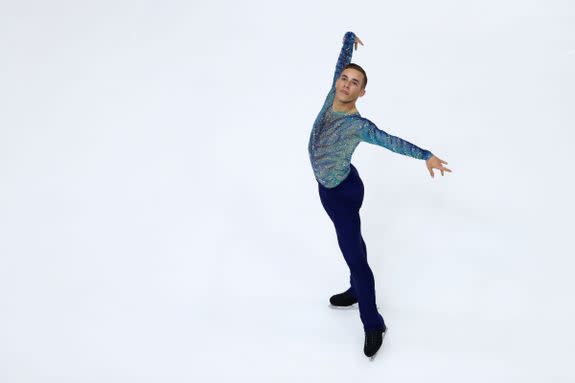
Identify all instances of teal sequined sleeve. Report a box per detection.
[317,31,355,114]
[354,119,434,161]
[333,32,355,88]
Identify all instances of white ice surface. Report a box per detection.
[1,0,574,382]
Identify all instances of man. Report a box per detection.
[308,31,452,360]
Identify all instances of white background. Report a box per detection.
[1,0,574,381]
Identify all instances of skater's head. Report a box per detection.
[343,63,367,89]
[335,63,367,103]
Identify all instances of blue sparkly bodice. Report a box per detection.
[308,32,434,188]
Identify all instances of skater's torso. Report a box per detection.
[308,32,433,189]
[308,87,365,189]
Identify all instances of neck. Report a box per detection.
[332,99,357,114]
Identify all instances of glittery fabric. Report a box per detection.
[308,31,434,188]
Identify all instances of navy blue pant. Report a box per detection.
[318,164,386,332]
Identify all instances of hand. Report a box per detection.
[353,34,364,50]
[426,155,452,178]
[343,33,364,50]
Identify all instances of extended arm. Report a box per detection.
[356,119,453,178]
[356,119,434,160]
[320,32,356,110]
[332,32,356,88]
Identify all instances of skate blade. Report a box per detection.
[328,303,358,310]
[328,304,381,310]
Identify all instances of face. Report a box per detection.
[335,68,366,103]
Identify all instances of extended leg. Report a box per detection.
[332,209,384,331]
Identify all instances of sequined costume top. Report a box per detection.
[308,31,434,188]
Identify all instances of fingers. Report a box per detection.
[428,164,452,178]
[438,166,452,176]
[353,35,364,49]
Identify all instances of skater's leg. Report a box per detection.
[333,209,385,331]
[349,274,356,297]
[318,165,385,332]
[349,236,367,298]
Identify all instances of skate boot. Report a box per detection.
[364,326,387,360]
[329,289,358,308]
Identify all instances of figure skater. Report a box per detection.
[308,31,452,359]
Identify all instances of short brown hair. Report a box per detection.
[343,63,367,89]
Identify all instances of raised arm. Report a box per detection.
[319,32,357,110]
[332,31,356,88]
[355,119,434,160]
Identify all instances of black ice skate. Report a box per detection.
[364,326,387,360]
[328,289,358,309]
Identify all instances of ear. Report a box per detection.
[359,88,366,97]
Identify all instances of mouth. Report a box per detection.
[342,90,349,95]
